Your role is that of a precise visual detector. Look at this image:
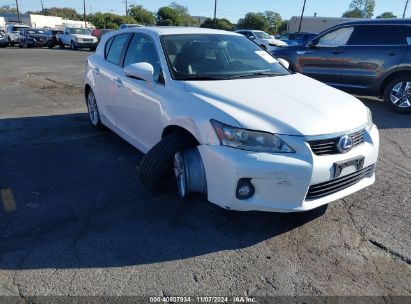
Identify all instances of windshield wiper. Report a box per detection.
[227,72,282,79]
[176,75,228,81]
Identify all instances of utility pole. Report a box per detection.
[403,0,409,18]
[298,0,306,32]
[213,0,217,25]
[40,0,44,14]
[15,0,20,22]
[83,0,86,28]
[125,0,128,16]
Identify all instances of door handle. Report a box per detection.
[385,50,400,56]
[333,49,344,55]
[114,78,123,88]
[94,67,100,75]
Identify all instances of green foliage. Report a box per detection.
[237,12,270,32]
[264,11,283,34]
[156,3,197,26]
[87,13,136,29]
[278,20,288,34]
[128,5,156,25]
[0,5,17,13]
[376,11,397,18]
[42,7,82,20]
[200,18,233,31]
[343,0,375,18]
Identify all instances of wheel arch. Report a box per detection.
[380,70,411,97]
[162,125,200,146]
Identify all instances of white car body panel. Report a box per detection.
[84,27,379,212]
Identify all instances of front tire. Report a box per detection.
[139,132,197,193]
[70,41,77,51]
[384,76,411,113]
[59,40,65,49]
[86,89,101,128]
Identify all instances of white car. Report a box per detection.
[236,29,287,51]
[83,27,379,213]
[57,27,98,50]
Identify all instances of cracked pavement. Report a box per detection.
[0,48,410,297]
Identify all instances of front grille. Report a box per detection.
[306,165,374,200]
[307,129,365,155]
[83,38,93,42]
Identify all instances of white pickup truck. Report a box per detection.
[57,26,98,51]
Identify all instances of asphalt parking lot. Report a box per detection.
[0,48,410,297]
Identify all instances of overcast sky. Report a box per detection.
[0,0,404,21]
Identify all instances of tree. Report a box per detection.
[87,13,136,29]
[0,5,17,13]
[264,11,283,34]
[237,13,270,32]
[376,12,397,18]
[200,18,233,31]
[342,7,364,18]
[278,20,288,34]
[157,6,182,25]
[42,7,82,20]
[169,2,197,26]
[128,5,156,25]
[343,0,375,18]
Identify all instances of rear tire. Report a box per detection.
[59,40,64,49]
[383,76,411,113]
[139,131,197,193]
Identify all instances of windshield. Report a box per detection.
[27,29,45,34]
[253,31,271,39]
[162,34,289,80]
[68,28,90,35]
[11,26,28,33]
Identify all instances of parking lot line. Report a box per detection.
[1,188,17,212]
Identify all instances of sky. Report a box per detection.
[0,0,405,22]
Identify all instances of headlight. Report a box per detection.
[366,107,373,130]
[211,120,294,153]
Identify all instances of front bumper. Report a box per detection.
[199,125,379,212]
[74,41,98,48]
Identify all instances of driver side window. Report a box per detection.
[317,26,354,47]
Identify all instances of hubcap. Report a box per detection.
[87,91,99,125]
[173,151,187,198]
[390,82,411,109]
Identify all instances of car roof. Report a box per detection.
[117,26,238,36]
[339,18,411,26]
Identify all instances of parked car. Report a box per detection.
[0,32,7,47]
[45,29,63,48]
[272,19,411,113]
[83,27,379,213]
[277,32,318,46]
[235,29,288,51]
[119,24,143,29]
[4,24,29,46]
[18,28,48,48]
[91,28,114,42]
[57,26,98,51]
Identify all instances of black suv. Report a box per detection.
[272,19,411,113]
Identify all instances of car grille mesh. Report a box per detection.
[307,129,365,155]
[306,165,374,200]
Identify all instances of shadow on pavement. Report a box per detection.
[0,113,325,270]
[360,98,411,129]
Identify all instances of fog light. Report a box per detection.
[236,178,255,200]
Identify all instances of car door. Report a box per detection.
[338,24,407,95]
[93,33,131,127]
[295,26,354,84]
[114,33,165,152]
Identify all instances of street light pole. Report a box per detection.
[214,0,217,25]
[298,0,307,32]
[83,0,86,28]
[40,0,44,14]
[15,0,20,22]
[403,0,409,18]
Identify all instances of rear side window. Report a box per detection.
[105,36,114,58]
[106,34,131,65]
[348,25,406,45]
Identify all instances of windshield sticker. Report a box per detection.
[255,51,277,63]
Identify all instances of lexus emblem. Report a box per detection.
[337,135,353,153]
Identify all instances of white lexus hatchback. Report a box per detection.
[84,27,379,212]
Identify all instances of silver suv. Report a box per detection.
[5,24,29,46]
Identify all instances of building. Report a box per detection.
[287,16,365,33]
[0,13,93,29]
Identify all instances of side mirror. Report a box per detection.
[307,39,317,48]
[249,36,256,40]
[277,58,290,70]
[124,62,154,82]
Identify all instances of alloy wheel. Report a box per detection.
[173,151,188,198]
[87,90,99,125]
[390,81,411,109]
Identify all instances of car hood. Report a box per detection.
[71,34,95,39]
[184,73,368,136]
